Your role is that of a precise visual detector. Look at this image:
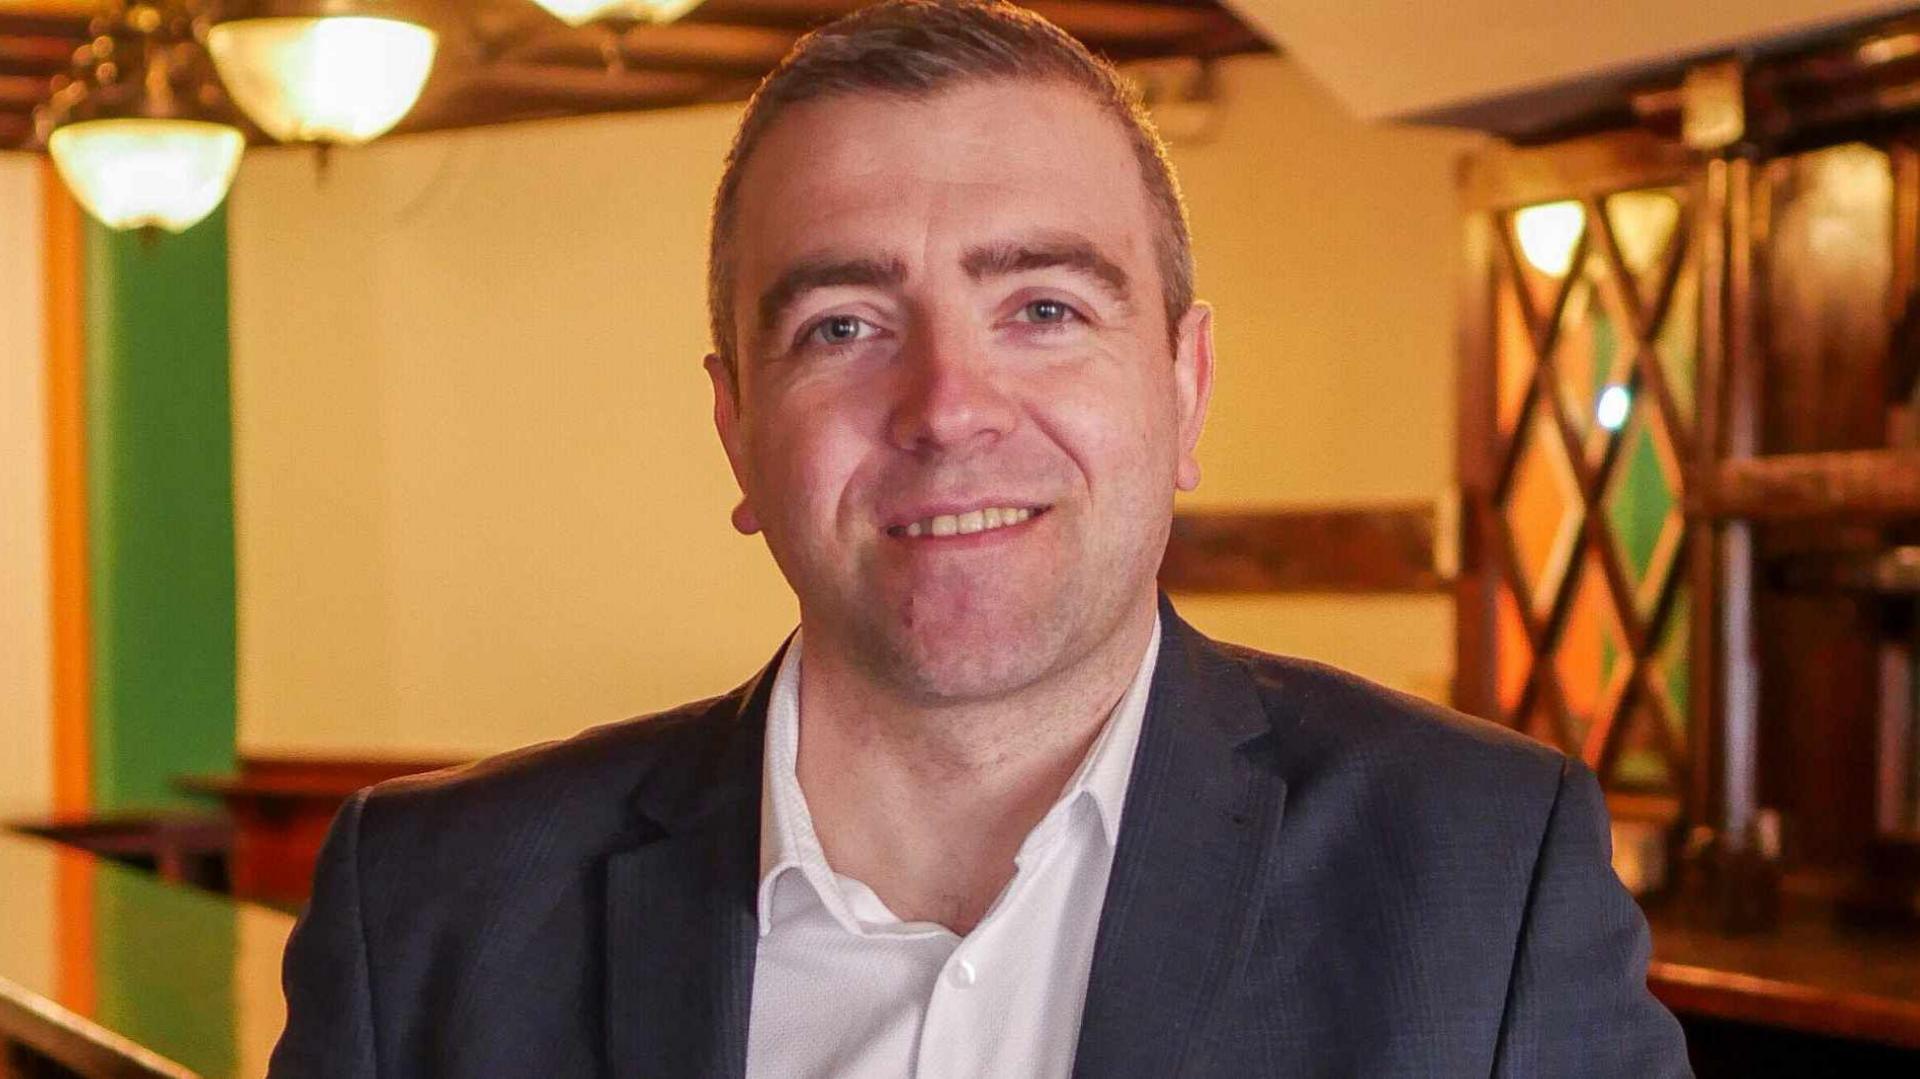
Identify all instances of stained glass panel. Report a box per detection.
[1554,552,1629,756]
[1655,249,1699,430]
[1603,400,1684,617]
[1508,200,1584,326]
[1605,188,1683,310]
[1495,277,1533,437]
[1496,583,1531,720]
[1503,408,1582,617]
[1554,258,1632,465]
[1654,584,1691,742]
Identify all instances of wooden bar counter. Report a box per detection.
[1648,901,1920,1051]
[0,829,291,1078]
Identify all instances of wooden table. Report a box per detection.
[0,829,292,1078]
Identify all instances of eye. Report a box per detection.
[1016,299,1079,325]
[802,314,876,348]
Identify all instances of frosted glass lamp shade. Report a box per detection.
[530,0,705,28]
[208,16,437,145]
[48,118,245,232]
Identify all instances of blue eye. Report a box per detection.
[806,315,872,347]
[1020,299,1076,324]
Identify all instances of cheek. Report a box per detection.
[1027,358,1177,493]
[748,388,880,533]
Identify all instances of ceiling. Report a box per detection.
[0,0,1272,151]
[1229,0,1919,133]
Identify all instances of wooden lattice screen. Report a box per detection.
[1462,138,1703,806]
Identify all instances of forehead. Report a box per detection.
[729,78,1157,292]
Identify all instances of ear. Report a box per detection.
[1172,302,1215,492]
[704,352,763,535]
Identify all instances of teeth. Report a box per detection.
[897,506,1037,538]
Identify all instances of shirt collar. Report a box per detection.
[755,613,1162,937]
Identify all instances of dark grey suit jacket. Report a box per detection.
[269,598,1690,1077]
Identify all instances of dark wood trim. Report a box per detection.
[174,755,464,908]
[0,0,1275,150]
[1158,504,1447,595]
[1454,201,1499,718]
[176,754,464,799]
[1695,450,1920,521]
[1458,127,1694,212]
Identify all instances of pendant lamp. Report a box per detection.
[45,5,245,233]
[207,1,437,145]
[528,0,705,29]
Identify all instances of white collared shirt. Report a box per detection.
[744,615,1162,1079]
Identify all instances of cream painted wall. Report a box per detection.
[1168,57,1479,704]
[0,153,53,808]
[231,53,1479,758]
[230,102,795,757]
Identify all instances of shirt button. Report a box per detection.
[948,958,978,988]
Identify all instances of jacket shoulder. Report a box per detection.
[1209,639,1571,809]
[351,687,750,876]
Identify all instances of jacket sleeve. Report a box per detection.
[1491,758,1692,1078]
[268,787,380,1078]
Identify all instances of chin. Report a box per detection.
[870,608,1069,705]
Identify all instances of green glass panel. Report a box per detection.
[1605,408,1675,597]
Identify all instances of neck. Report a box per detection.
[792,593,1158,933]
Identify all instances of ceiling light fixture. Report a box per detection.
[207,1,438,146]
[44,3,245,233]
[528,0,706,29]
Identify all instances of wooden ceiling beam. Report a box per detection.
[0,33,74,77]
[685,0,1239,45]
[0,71,48,107]
[400,72,760,134]
[0,13,88,40]
[502,21,800,75]
[470,62,720,104]
[0,0,1271,146]
[0,108,31,147]
[404,63,748,129]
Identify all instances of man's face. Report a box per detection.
[710,78,1212,704]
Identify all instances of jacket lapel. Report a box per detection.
[1072,599,1290,1079]
[603,642,784,1079]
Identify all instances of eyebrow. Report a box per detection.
[961,235,1133,308]
[751,234,1135,346]
[756,256,908,342]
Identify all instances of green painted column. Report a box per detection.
[84,210,238,810]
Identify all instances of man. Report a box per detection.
[270,1,1691,1075]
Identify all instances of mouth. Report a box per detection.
[885,504,1052,539]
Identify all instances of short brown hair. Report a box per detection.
[706,0,1193,380]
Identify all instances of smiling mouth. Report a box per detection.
[886,505,1051,539]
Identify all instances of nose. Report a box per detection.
[885,322,1017,458]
